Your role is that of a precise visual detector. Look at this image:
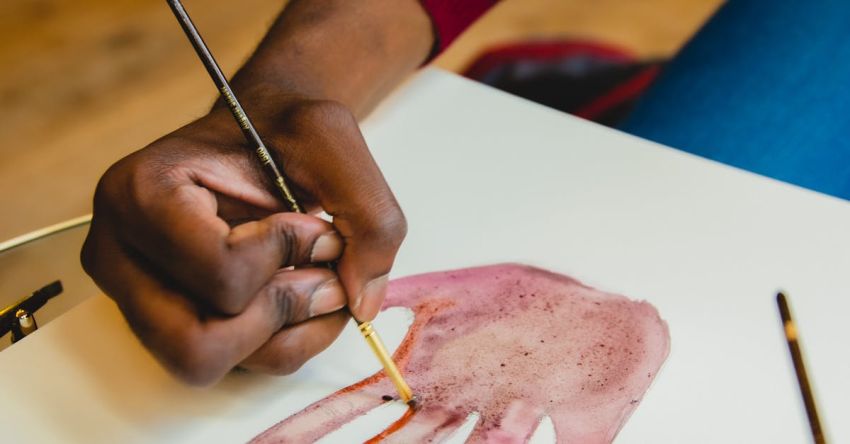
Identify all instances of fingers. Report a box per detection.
[109,166,344,314]
[330,163,406,322]
[256,268,348,323]
[266,100,407,321]
[181,212,343,315]
[82,225,347,385]
[238,310,349,374]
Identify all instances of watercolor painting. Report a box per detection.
[252,264,670,443]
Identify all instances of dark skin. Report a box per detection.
[81,0,434,385]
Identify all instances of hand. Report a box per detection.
[81,98,407,385]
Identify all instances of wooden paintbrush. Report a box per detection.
[777,292,825,444]
[165,0,414,404]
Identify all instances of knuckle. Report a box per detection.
[270,215,302,266]
[96,144,182,210]
[367,204,408,250]
[266,353,306,376]
[93,158,131,206]
[265,277,298,326]
[259,213,312,266]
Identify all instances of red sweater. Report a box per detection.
[420,0,500,55]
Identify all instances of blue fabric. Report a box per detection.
[618,1,850,200]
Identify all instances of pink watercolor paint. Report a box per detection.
[252,264,670,443]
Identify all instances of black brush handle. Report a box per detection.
[165,0,302,213]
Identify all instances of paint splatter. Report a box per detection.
[252,264,670,443]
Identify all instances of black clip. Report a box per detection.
[0,281,63,343]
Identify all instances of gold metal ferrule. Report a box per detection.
[358,321,413,403]
[784,320,798,341]
[274,176,303,213]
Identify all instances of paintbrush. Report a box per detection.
[165,0,415,405]
[777,292,826,444]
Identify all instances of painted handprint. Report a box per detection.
[252,264,669,443]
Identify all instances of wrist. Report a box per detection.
[225,0,433,119]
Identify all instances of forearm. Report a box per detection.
[230,0,434,119]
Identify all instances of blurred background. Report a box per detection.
[0,0,721,241]
[1,0,724,347]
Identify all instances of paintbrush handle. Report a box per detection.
[166,0,415,404]
[777,293,826,444]
[165,0,301,213]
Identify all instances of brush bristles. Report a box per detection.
[406,395,421,410]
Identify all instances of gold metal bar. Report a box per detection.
[0,214,92,254]
[358,321,413,403]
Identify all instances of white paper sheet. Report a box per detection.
[1,69,848,443]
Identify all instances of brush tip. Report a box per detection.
[406,395,421,410]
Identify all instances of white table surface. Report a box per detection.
[1,68,848,443]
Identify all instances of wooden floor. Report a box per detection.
[0,0,721,240]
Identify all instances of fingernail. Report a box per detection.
[309,279,346,317]
[355,274,388,320]
[310,232,342,262]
